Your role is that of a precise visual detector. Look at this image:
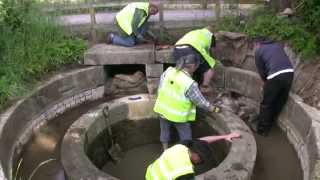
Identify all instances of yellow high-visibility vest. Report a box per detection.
[176,28,216,68]
[154,67,196,122]
[115,2,149,35]
[145,144,194,180]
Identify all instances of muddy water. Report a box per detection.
[252,125,303,180]
[215,93,303,180]
[18,99,106,180]
[103,144,162,180]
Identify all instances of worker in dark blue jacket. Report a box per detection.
[250,37,294,137]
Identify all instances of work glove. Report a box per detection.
[211,105,221,113]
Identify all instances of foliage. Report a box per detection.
[297,0,320,34]
[216,8,319,59]
[0,1,87,109]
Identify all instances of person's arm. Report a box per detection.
[255,49,267,82]
[199,132,241,143]
[132,8,147,41]
[185,82,220,112]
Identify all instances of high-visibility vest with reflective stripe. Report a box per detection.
[146,144,194,180]
[175,28,216,68]
[115,2,149,35]
[154,67,196,122]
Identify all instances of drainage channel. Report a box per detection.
[17,99,106,180]
[17,94,302,180]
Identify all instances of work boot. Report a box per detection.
[106,33,114,44]
[249,119,269,137]
[162,143,169,151]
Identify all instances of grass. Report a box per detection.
[0,2,87,110]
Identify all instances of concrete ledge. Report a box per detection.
[224,67,320,180]
[84,44,155,65]
[155,48,174,64]
[61,94,256,180]
[225,67,262,101]
[84,44,176,66]
[0,66,106,179]
[198,110,256,180]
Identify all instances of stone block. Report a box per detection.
[225,67,261,101]
[145,64,163,78]
[108,103,129,124]
[312,160,320,180]
[155,48,174,64]
[212,63,225,88]
[84,44,155,65]
[147,78,160,95]
[287,100,312,141]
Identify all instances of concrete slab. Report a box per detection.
[225,67,262,101]
[145,64,163,78]
[155,48,174,64]
[84,44,155,65]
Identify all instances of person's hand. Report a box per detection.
[225,132,241,142]
[211,105,221,113]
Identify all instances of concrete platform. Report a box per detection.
[84,44,175,65]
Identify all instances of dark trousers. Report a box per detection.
[257,72,294,133]
[159,117,192,143]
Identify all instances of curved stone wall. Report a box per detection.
[0,66,105,179]
[223,66,320,180]
[61,94,256,180]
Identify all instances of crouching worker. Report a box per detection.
[107,2,158,47]
[145,133,241,180]
[153,54,221,150]
[174,26,217,93]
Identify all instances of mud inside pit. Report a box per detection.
[88,118,227,180]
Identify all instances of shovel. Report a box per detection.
[102,105,123,163]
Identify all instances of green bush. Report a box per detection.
[0,1,87,109]
[216,8,318,59]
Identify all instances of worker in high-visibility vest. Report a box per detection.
[145,133,241,180]
[107,2,158,47]
[174,26,217,94]
[154,54,221,150]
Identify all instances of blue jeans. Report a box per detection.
[111,22,148,47]
[159,117,192,143]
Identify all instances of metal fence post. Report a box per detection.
[89,1,97,44]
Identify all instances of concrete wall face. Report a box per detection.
[0,67,105,178]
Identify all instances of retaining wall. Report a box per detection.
[0,66,105,179]
[223,67,320,180]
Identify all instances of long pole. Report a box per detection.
[89,0,97,45]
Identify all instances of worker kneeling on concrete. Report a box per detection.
[145,133,241,180]
[153,54,221,150]
[107,1,158,47]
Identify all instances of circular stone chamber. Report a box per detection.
[61,94,256,180]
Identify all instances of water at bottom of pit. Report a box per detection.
[102,144,162,180]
